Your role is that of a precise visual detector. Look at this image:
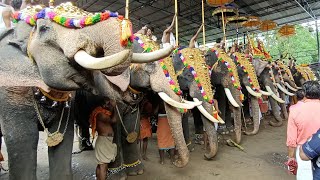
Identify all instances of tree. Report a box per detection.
[264,25,318,65]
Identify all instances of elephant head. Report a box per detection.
[255,60,285,126]
[276,61,300,91]
[231,52,262,135]
[291,64,317,87]
[206,47,243,144]
[173,47,224,159]
[19,3,171,92]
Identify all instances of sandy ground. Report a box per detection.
[0,115,294,180]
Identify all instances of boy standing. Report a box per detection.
[90,100,117,180]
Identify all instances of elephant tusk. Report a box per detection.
[224,88,240,107]
[265,86,285,104]
[158,92,195,109]
[296,86,302,90]
[245,86,262,97]
[192,98,223,124]
[259,89,272,96]
[284,82,298,92]
[276,83,294,96]
[182,99,203,107]
[74,50,130,70]
[132,45,174,63]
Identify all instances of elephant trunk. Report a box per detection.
[279,92,289,120]
[150,64,189,167]
[230,87,242,144]
[201,102,218,160]
[268,85,284,126]
[164,102,189,167]
[244,96,260,135]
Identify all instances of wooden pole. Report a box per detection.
[175,0,179,46]
[125,0,129,19]
[221,10,227,51]
[202,0,206,48]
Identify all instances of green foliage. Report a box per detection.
[264,25,319,65]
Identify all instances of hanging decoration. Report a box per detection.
[233,52,260,92]
[175,48,215,104]
[210,48,242,91]
[206,0,234,6]
[272,63,285,84]
[299,65,317,81]
[278,24,296,37]
[267,64,276,84]
[259,20,277,31]
[226,16,248,24]
[133,34,160,52]
[242,16,261,28]
[295,65,310,81]
[212,6,238,17]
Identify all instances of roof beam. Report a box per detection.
[294,0,317,20]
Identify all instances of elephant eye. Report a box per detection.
[39,25,50,32]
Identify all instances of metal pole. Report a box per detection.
[316,19,320,62]
[125,0,129,19]
[175,0,179,47]
[202,0,206,48]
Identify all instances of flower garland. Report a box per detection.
[268,64,276,84]
[211,49,242,91]
[12,3,133,47]
[175,48,214,104]
[277,61,295,82]
[233,52,260,92]
[272,63,285,84]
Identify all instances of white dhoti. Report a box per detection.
[296,145,313,180]
[95,136,117,164]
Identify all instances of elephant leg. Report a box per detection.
[48,107,74,180]
[245,96,260,135]
[108,121,127,180]
[182,113,190,145]
[122,110,144,177]
[0,102,38,180]
[279,92,288,120]
[268,98,284,127]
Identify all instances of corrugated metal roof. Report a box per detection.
[49,0,320,46]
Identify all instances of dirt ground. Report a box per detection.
[0,115,294,180]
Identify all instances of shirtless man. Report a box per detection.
[161,14,176,47]
[90,100,117,180]
[189,24,203,48]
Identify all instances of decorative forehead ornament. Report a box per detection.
[233,52,260,92]
[276,61,295,82]
[295,65,310,81]
[13,3,133,46]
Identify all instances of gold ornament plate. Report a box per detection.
[46,132,63,147]
[126,132,138,143]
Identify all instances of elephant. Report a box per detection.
[290,64,317,87]
[172,47,224,159]
[89,34,201,179]
[206,47,243,144]
[230,52,263,135]
[0,4,172,180]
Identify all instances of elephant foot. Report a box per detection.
[232,128,242,144]
[108,170,127,180]
[217,125,229,135]
[269,120,283,127]
[194,134,204,145]
[125,162,144,176]
[227,125,234,133]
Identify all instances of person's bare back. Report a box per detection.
[96,113,114,137]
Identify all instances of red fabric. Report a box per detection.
[285,158,298,175]
[139,116,152,139]
[157,116,175,149]
[89,106,112,139]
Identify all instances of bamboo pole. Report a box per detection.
[221,10,227,51]
[175,0,179,46]
[202,0,206,48]
[125,0,129,19]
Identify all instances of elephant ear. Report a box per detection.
[0,47,50,91]
[252,58,269,76]
[105,68,130,92]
